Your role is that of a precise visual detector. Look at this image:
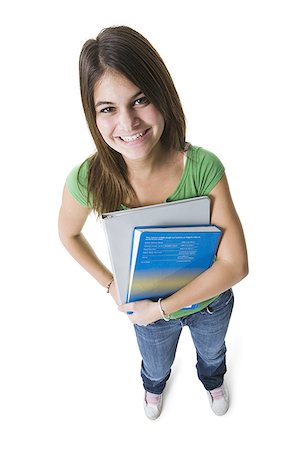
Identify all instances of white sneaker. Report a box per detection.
[207,383,229,416]
[144,391,163,420]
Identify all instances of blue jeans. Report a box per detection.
[134,288,234,393]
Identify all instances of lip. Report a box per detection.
[117,128,150,145]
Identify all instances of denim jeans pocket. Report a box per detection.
[206,289,234,314]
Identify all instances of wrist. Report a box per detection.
[105,277,114,293]
[158,298,171,321]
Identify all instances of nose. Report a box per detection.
[118,108,140,132]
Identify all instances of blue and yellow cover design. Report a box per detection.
[126,225,222,305]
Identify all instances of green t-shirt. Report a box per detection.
[66,145,225,319]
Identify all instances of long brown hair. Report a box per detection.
[79,25,186,214]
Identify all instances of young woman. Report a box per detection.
[58,26,248,420]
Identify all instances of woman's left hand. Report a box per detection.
[118,300,162,326]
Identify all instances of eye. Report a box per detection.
[133,96,149,106]
[99,106,115,114]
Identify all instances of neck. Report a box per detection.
[125,146,172,178]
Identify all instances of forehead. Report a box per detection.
[93,70,139,103]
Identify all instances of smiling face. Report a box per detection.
[93,70,165,162]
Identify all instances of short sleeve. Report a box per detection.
[192,147,225,196]
[66,160,91,207]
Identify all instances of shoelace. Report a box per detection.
[209,385,225,400]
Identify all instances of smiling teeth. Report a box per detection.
[120,131,146,142]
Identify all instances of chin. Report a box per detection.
[114,141,159,160]
[122,150,152,161]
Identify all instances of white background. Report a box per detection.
[1,0,299,448]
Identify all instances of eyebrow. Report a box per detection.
[94,90,143,108]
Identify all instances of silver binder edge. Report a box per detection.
[101,196,210,220]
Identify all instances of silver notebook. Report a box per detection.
[101,196,210,304]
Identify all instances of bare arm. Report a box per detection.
[161,173,249,314]
[58,185,119,302]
